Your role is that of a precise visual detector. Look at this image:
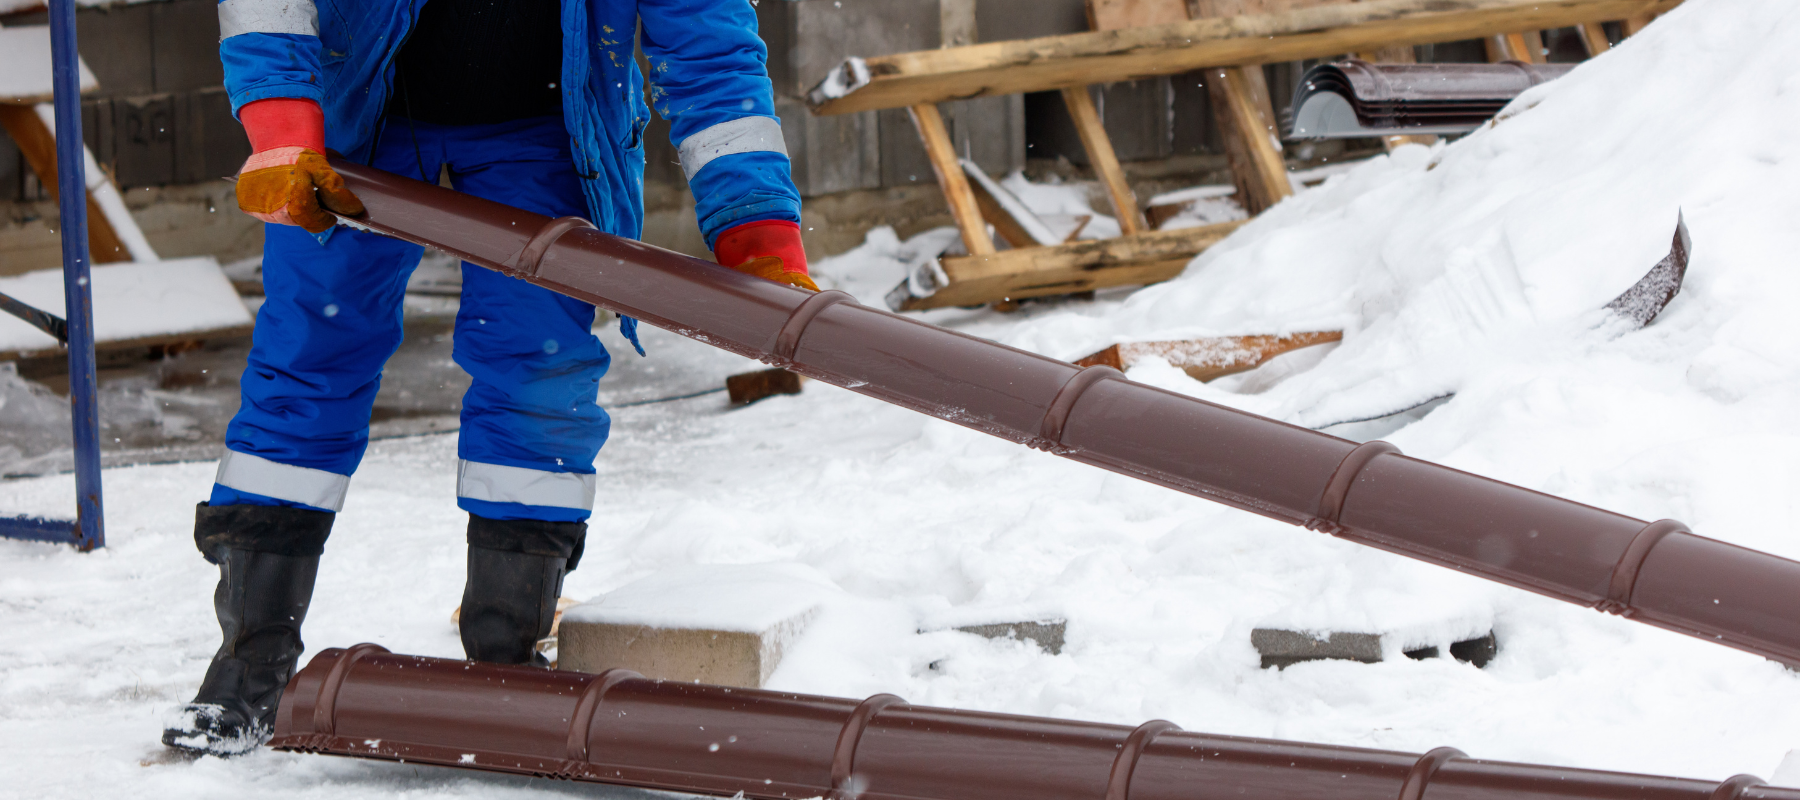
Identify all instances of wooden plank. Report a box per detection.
[0,103,131,264]
[1075,331,1342,381]
[1578,22,1612,55]
[1485,31,1537,62]
[808,0,1682,115]
[1207,66,1291,215]
[908,103,996,256]
[903,256,1193,310]
[899,220,1246,310]
[964,164,1047,249]
[1059,87,1143,235]
[1622,13,1655,35]
[1088,0,1190,31]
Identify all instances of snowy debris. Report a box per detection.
[1251,628,1498,670]
[1603,213,1691,328]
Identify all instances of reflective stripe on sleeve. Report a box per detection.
[215,450,350,512]
[457,460,598,511]
[218,0,320,40]
[678,116,789,181]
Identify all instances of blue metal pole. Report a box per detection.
[48,0,104,551]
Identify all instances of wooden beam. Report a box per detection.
[1578,21,1612,55]
[1207,67,1291,215]
[1485,31,1537,62]
[1059,87,1143,235]
[907,103,996,256]
[0,103,131,263]
[809,0,1683,115]
[1622,12,1656,35]
[899,220,1246,310]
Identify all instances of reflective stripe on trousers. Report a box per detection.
[215,450,351,512]
[456,460,597,512]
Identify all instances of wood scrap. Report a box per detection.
[961,159,1062,248]
[727,368,805,406]
[1076,331,1342,381]
[894,220,1246,311]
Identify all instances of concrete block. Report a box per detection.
[559,564,832,688]
[922,607,1067,655]
[151,0,224,94]
[113,94,177,189]
[776,96,882,197]
[1252,628,1498,670]
[72,3,157,96]
[758,0,940,99]
[953,619,1066,655]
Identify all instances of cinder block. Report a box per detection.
[953,619,1066,655]
[151,0,224,93]
[112,94,177,189]
[558,565,829,688]
[1252,628,1498,670]
[757,0,940,100]
[754,0,1023,194]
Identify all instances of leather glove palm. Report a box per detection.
[234,99,364,234]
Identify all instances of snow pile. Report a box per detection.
[1006,0,1800,435]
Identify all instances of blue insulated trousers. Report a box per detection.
[211,115,610,523]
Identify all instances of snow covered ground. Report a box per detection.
[7,0,1800,795]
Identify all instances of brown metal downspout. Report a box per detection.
[271,645,1789,800]
[323,156,1800,666]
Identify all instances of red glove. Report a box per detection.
[713,220,818,292]
[234,98,363,234]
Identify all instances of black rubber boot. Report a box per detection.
[162,503,333,756]
[459,514,587,666]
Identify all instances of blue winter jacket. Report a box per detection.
[215,0,801,247]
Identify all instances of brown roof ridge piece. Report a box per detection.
[323,153,1800,668]
[272,645,1788,800]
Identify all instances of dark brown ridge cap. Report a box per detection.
[273,647,1797,800]
[324,155,1800,667]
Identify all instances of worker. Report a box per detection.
[163,0,814,756]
